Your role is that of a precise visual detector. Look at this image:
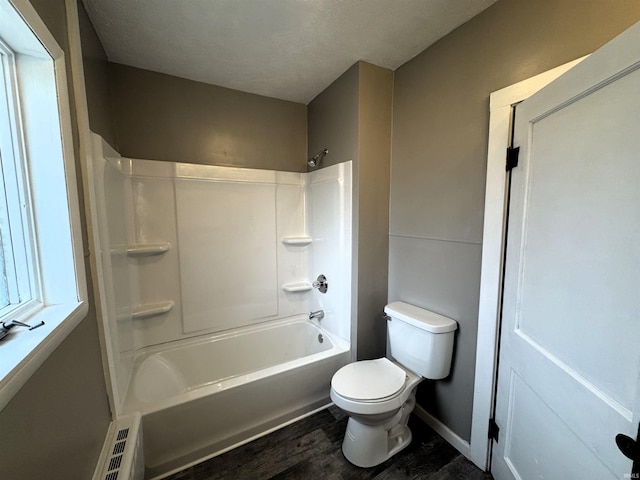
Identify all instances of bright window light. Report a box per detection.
[0,38,38,322]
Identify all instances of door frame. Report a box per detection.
[468,57,586,470]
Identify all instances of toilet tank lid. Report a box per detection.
[384,302,457,333]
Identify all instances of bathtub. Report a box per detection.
[123,316,350,479]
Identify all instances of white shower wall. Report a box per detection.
[88,135,352,411]
[308,164,352,342]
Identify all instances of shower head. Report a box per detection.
[308,148,328,168]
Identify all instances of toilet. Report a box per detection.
[330,301,457,468]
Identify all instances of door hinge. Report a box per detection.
[506,146,520,171]
[489,418,500,442]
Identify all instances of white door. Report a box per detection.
[492,22,640,480]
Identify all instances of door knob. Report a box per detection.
[616,433,640,461]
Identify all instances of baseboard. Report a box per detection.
[414,404,471,459]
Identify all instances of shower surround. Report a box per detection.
[87,134,352,477]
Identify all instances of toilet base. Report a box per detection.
[341,393,416,468]
[342,417,412,467]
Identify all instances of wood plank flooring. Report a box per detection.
[163,406,493,480]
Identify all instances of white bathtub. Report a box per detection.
[123,316,350,479]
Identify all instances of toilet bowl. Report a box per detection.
[330,358,420,416]
[330,358,422,467]
[330,302,457,468]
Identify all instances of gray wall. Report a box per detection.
[110,64,308,171]
[355,62,393,360]
[307,63,359,170]
[0,317,110,479]
[390,0,640,441]
[0,1,112,478]
[78,0,117,147]
[308,61,393,360]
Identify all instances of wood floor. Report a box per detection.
[163,406,493,480]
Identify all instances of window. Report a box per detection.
[0,37,38,320]
[0,0,88,410]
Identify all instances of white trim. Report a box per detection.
[468,57,585,470]
[54,50,89,305]
[3,0,63,59]
[414,403,470,459]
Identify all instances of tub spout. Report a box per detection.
[309,310,324,321]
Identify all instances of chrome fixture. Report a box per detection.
[308,148,328,168]
[309,309,325,321]
[313,274,328,294]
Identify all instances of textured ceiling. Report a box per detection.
[82,0,496,104]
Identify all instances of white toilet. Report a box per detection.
[330,301,457,468]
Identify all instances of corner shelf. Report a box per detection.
[281,236,312,246]
[126,243,171,257]
[282,283,312,293]
[131,300,175,320]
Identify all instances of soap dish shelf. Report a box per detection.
[131,300,175,319]
[281,237,312,246]
[126,243,171,257]
[282,283,312,293]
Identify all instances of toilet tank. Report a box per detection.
[384,301,457,379]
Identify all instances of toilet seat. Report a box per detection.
[331,358,406,402]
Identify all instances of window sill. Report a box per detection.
[0,301,88,411]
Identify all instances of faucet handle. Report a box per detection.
[312,274,328,294]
